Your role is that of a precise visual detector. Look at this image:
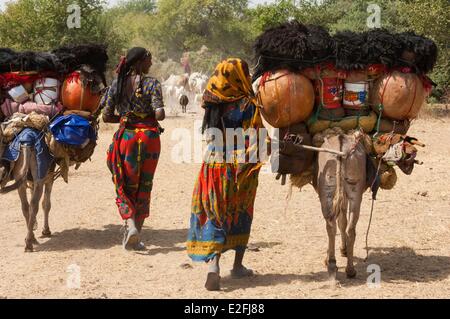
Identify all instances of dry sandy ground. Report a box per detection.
[0,111,449,299]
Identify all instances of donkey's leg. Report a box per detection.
[25,182,44,252]
[338,199,348,257]
[343,149,366,278]
[24,150,44,252]
[18,183,29,224]
[344,196,362,278]
[41,177,54,237]
[317,165,338,275]
[325,218,338,280]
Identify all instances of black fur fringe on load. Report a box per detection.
[0,48,18,73]
[52,44,108,78]
[17,51,63,72]
[364,28,403,68]
[253,21,309,80]
[304,24,335,64]
[397,31,438,74]
[0,44,108,84]
[333,31,367,70]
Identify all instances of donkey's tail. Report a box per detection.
[330,135,346,223]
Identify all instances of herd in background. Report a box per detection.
[161,72,208,114]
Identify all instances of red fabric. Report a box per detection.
[0,72,58,90]
[259,71,272,89]
[107,117,160,221]
[65,71,81,84]
[115,56,127,74]
[367,63,387,75]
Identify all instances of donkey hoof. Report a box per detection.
[346,267,357,278]
[41,229,52,238]
[24,244,34,253]
[324,257,337,267]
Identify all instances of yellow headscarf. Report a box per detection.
[205,58,255,103]
[205,58,262,129]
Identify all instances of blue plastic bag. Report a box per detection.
[49,115,96,146]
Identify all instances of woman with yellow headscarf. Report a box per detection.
[186,58,264,291]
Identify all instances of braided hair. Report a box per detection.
[113,47,152,105]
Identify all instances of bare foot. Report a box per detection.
[133,241,146,251]
[123,228,139,251]
[230,266,254,279]
[205,272,220,291]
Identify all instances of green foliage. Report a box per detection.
[398,0,449,100]
[151,0,249,55]
[115,0,156,13]
[0,0,448,101]
[0,0,124,67]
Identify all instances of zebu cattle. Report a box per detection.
[188,72,208,95]
[179,94,189,113]
[163,74,189,88]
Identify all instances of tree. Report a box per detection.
[398,0,449,102]
[151,0,250,57]
[0,0,125,66]
[115,0,156,14]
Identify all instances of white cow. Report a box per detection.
[163,74,189,88]
[188,72,208,95]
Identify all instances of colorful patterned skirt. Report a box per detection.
[187,161,260,262]
[107,118,161,221]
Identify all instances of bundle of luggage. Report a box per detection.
[253,21,437,190]
[0,44,108,183]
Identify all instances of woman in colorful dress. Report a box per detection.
[187,58,264,290]
[100,47,165,250]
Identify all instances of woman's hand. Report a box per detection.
[155,108,165,121]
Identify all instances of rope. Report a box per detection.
[405,77,418,118]
[250,56,262,73]
[364,158,382,261]
[259,53,334,66]
[365,197,376,262]
[374,104,383,137]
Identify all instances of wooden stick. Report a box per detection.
[295,144,346,157]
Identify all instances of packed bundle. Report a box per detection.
[253,21,310,80]
[258,70,315,128]
[52,44,108,85]
[369,30,437,123]
[252,20,437,187]
[0,44,108,185]
[396,31,438,74]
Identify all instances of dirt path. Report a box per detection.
[0,114,449,298]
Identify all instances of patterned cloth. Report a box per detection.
[2,128,53,180]
[187,58,264,262]
[102,74,164,221]
[107,118,160,221]
[205,58,254,104]
[187,161,260,261]
[100,76,164,117]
